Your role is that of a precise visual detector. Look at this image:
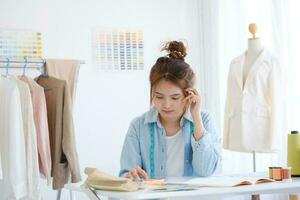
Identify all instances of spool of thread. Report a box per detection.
[287,131,300,177]
[269,167,274,179]
[281,167,292,182]
[272,167,282,181]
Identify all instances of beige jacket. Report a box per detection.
[36,76,81,189]
[45,59,80,105]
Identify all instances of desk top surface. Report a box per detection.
[65,174,300,199]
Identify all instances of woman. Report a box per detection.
[119,41,220,180]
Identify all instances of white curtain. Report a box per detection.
[197,0,299,199]
[196,0,222,153]
[196,0,224,176]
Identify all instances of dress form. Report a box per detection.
[243,38,264,85]
[247,23,262,200]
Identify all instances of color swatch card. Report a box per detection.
[92,29,144,71]
[0,29,42,60]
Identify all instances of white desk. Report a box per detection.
[64,176,300,200]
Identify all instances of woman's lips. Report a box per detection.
[162,110,174,114]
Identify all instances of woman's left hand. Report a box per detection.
[183,88,201,118]
[183,88,204,140]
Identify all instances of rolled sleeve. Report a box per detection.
[191,112,220,177]
[119,118,142,177]
[191,129,212,152]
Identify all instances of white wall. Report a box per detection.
[0,0,201,199]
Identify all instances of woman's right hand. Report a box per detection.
[126,166,149,181]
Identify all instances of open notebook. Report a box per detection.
[149,176,276,192]
[175,176,275,187]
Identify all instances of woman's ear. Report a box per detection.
[183,88,189,97]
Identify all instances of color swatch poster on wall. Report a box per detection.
[92,29,144,71]
[0,29,43,60]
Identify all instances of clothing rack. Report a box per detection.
[0,58,85,63]
[0,58,85,70]
[0,58,85,64]
[0,58,46,63]
[1,57,84,200]
[0,58,46,72]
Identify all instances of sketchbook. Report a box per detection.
[168,176,275,187]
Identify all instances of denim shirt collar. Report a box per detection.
[144,107,193,128]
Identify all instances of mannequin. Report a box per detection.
[247,23,262,200]
[245,23,264,172]
[243,23,264,86]
[224,22,287,200]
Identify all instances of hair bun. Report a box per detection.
[161,40,187,60]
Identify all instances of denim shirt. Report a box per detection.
[119,108,220,178]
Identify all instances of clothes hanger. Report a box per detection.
[22,57,28,76]
[40,58,48,78]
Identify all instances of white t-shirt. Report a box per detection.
[166,130,184,177]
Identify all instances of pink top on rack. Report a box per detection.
[19,75,52,182]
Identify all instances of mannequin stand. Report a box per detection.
[252,152,260,200]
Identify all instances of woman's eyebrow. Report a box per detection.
[154,92,164,95]
[171,93,182,97]
[155,92,182,96]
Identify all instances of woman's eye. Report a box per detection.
[172,98,179,100]
[156,96,163,99]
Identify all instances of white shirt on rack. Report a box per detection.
[166,129,184,177]
[0,76,27,199]
[13,76,40,200]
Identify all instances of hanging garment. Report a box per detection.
[12,76,40,199]
[45,59,80,105]
[36,76,81,190]
[223,48,286,153]
[19,75,52,182]
[0,76,27,199]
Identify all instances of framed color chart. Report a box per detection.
[0,29,42,59]
[92,29,144,71]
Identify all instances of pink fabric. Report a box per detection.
[19,75,52,182]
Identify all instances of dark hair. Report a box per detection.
[149,40,196,103]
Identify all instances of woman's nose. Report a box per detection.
[163,99,171,108]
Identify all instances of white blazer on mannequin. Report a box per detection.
[223,48,286,153]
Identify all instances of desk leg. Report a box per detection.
[57,189,62,200]
[70,190,75,200]
[83,188,101,200]
[251,194,260,200]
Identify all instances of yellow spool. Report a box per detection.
[287,131,300,176]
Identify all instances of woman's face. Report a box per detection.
[152,79,186,121]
